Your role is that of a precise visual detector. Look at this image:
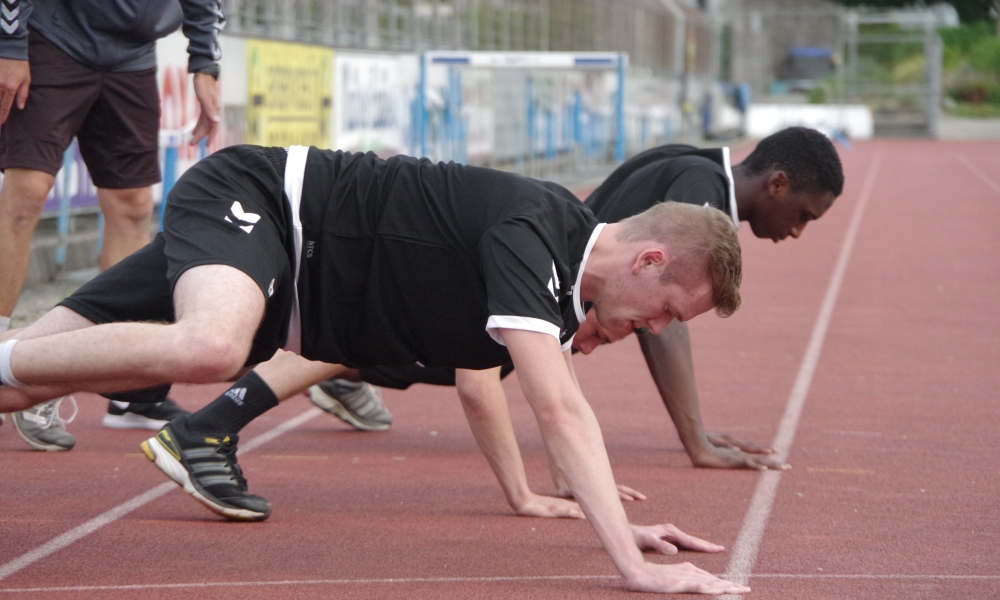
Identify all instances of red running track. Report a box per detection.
[1,139,998,598]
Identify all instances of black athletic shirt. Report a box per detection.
[585,145,738,225]
[356,144,741,390]
[288,147,600,370]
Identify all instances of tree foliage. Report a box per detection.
[827,0,997,24]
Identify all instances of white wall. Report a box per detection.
[747,104,873,139]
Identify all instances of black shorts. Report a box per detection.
[359,362,516,390]
[60,146,296,367]
[0,30,160,188]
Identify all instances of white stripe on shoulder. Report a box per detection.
[722,147,740,227]
[485,316,561,346]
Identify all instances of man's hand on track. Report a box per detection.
[691,433,790,471]
[626,561,751,595]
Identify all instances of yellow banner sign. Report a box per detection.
[247,39,333,148]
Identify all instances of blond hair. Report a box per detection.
[615,201,742,318]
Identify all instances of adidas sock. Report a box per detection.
[182,370,278,436]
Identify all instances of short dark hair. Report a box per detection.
[740,127,844,197]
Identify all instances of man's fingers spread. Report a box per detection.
[758,456,791,470]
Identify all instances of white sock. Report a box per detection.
[0,316,10,333]
[0,339,26,388]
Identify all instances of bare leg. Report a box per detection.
[96,186,153,270]
[251,349,346,400]
[1,264,265,400]
[0,307,111,404]
[0,168,56,317]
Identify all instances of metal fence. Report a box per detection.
[222,0,719,76]
[843,11,943,137]
[718,0,947,137]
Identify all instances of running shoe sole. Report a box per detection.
[140,436,269,521]
[309,385,391,431]
[103,412,172,430]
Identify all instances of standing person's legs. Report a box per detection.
[0,30,106,450]
[0,30,103,322]
[0,169,57,322]
[96,186,154,270]
[0,172,71,450]
[0,170,89,450]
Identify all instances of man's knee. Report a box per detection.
[166,329,252,383]
[169,265,268,383]
[99,187,154,226]
[0,168,57,230]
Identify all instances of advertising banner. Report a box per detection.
[247,39,334,148]
[334,52,418,155]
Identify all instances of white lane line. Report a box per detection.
[956,154,1000,195]
[748,574,1000,580]
[0,575,617,594]
[4,572,999,594]
[721,155,883,596]
[0,407,323,582]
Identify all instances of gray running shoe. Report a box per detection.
[12,397,78,451]
[309,379,393,431]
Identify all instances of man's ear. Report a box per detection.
[631,248,669,274]
[767,170,790,199]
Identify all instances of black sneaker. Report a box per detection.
[140,421,271,521]
[104,398,191,430]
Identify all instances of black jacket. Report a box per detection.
[0,0,223,72]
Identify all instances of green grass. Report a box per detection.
[945,102,1000,118]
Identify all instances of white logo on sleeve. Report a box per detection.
[268,279,275,297]
[224,201,261,233]
[1,0,20,35]
[546,261,561,300]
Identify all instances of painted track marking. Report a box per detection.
[4,572,1000,594]
[721,155,883,596]
[0,407,323,582]
[956,154,1000,195]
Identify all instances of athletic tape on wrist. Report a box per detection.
[0,339,26,388]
